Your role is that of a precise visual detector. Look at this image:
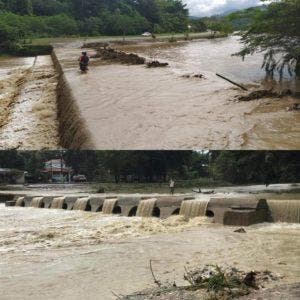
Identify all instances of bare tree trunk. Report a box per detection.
[295,59,300,77]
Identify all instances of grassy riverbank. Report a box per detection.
[1,31,226,57]
[30,31,227,46]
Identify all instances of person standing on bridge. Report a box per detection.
[169,179,175,195]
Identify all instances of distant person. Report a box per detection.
[78,51,90,72]
[169,179,175,195]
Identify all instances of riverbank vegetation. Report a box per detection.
[0,151,299,185]
[0,0,189,55]
[236,0,300,78]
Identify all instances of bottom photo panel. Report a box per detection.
[0,150,299,300]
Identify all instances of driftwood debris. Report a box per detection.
[149,260,161,287]
[238,89,292,102]
[146,61,169,68]
[94,48,146,65]
[216,73,248,91]
[287,103,300,111]
[82,42,109,49]
[182,73,205,79]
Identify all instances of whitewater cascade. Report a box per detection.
[102,199,118,214]
[73,198,91,211]
[51,197,66,209]
[15,197,25,207]
[267,200,300,223]
[30,197,44,208]
[136,199,157,217]
[180,200,209,219]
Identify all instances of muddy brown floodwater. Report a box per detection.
[0,56,59,150]
[0,203,299,300]
[53,35,300,150]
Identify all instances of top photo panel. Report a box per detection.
[0,0,299,150]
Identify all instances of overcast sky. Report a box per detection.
[183,0,266,17]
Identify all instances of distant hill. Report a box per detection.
[219,8,239,16]
[200,5,267,32]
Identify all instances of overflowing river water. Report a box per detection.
[52,35,300,150]
[0,201,299,300]
[0,36,299,149]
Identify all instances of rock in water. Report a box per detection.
[146,61,169,68]
[234,228,247,233]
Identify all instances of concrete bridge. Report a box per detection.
[3,192,298,225]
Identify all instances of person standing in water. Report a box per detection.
[169,179,175,195]
[78,52,90,71]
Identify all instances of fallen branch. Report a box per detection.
[111,290,123,299]
[149,260,161,287]
[216,73,248,91]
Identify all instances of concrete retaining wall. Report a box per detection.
[0,194,16,203]
[5,200,16,207]
[43,196,57,209]
[117,196,141,216]
[64,196,82,210]
[51,50,94,150]
[89,196,106,212]
[207,197,268,226]
[5,192,287,226]
[24,196,36,207]
[156,197,185,219]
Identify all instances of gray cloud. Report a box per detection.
[183,0,265,17]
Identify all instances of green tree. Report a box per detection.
[6,0,33,15]
[236,0,300,78]
[189,19,207,32]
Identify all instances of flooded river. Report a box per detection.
[53,35,300,150]
[1,36,299,150]
[0,202,299,299]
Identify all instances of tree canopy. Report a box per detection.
[236,0,300,78]
[0,151,299,185]
[0,0,189,40]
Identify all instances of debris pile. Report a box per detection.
[122,264,279,300]
[182,73,205,79]
[237,89,292,102]
[82,42,109,49]
[146,61,169,68]
[287,103,300,111]
[94,47,146,65]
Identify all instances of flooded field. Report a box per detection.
[54,35,299,150]
[0,56,59,150]
[0,202,299,300]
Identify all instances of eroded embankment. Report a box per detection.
[0,66,31,129]
[0,56,60,150]
[51,51,94,149]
